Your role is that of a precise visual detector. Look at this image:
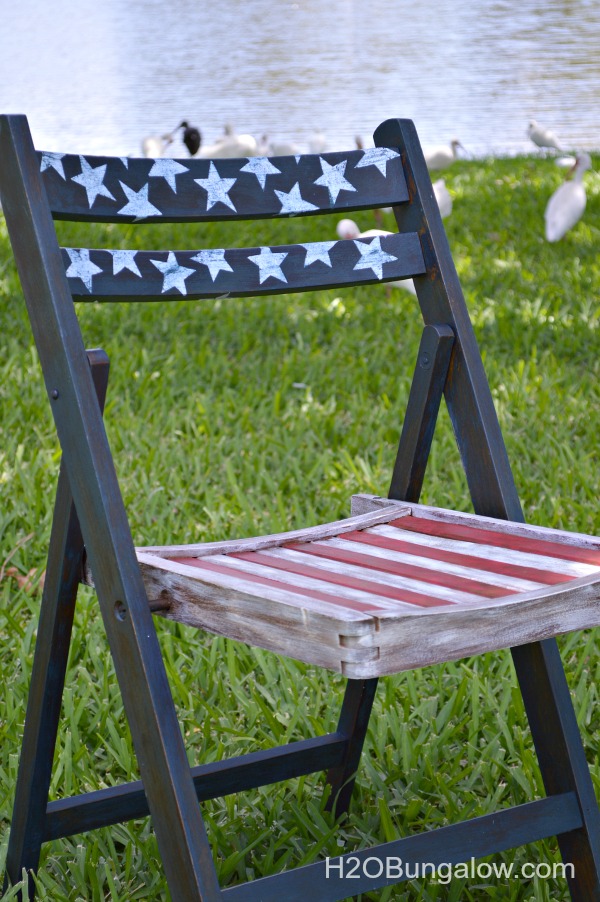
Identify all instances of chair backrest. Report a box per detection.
[0,114,522,545]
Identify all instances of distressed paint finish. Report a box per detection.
[39,148,407,222]
[131,500,600,677]
[61,232,426,300]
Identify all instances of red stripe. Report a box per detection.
[232,551,454,608]
[284,542,514,599]
[174,557,384,613]
[392,517,600,566]
[344,530,572,586]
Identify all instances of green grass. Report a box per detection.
[1,152,599,901]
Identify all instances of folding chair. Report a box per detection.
[1,112,600,900]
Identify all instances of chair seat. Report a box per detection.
[133,495,600,677]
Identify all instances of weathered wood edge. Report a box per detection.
[137,505,411,557]
[351,493,600,550]
[342,576,600,677]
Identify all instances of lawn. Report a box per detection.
[1,151,599,900]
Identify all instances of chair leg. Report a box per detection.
[512,639,600,901]
[325,678,379,817]
[4,352,109,898]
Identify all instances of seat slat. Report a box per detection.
[62,232,425,301]
[230,549,455,608]
[40,148,408,222]
[394,516,600,565]
[340,529,568,585]
[369,523,599,577]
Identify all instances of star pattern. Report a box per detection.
[192,249,233,281]
[355,147,400,176]
[353,237,398,279]
[118,181,162,218]
[65,248,103,292]
[40,152,66,179]
[151,252,196,294]
[314,158,356,203]
[148,159,189,192]
[248,247,288,284]
[195,162,237,211]
[301,241,336,267]
[72,157,115,207]
[111,249,142,277]
[240,156,281,189]
[275,183,318,214]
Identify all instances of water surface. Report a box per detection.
[1,0,599,157]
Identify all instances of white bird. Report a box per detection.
[141,132,174,158]
[528,119,562,152]
[424,139,464,171]
[432,178,452,218]
[544,152,591,242]
[198,124,258,158]
[308,129,328,154]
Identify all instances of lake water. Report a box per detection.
[1,0,599,159]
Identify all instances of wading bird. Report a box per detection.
[528,119,562,153]
[544,151,591,242]
[178,121,202,156]
[424,139,464,171]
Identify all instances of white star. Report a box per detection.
[148,158,189,192]
[111,249,142,277]
[354,147,401,176]
[120,157,129,168]
[314,158,356,203]
[117,182,162,218]
[40,152,66,179]
[301,241,336,267]
[65,248,103,292]
[240,156,281,189]
[194,162,237,211]
[274,183,318,214]
[151,252,196,295]
[72,157,115,207]
[248,247,288,284]
[353,237,398,279]
[192,249,233,282]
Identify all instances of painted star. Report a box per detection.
[354,147,401,176]
[240,156,281,189]
[314,158,356,203]
[301,241,336,267]
[120,157,129,168]
[353,237,398,279]
[65,248,103,292]
[117,181,162,218]
[40,152,66,179]
[151,252,196,295]
[248,247,288,284]
[274,183,318,214]
[111,249,142,277]
[194,162,237,211]
[191,248,233,281]
[148,158,189,192]
[72,156,115,207]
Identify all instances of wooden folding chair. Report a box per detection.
[1,113,600,900]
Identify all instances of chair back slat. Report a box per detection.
[62,233,426,301]
[39,148,408,223]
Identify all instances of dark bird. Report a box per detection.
[178,121,202,156]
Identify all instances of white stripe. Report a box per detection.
[260,547,486,604]
[371,524,598,577]
[317,537,544,592]
[204,554,428,612]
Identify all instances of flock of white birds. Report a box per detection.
[142,118,594,247]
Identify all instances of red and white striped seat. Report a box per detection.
[136,494,600,677]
